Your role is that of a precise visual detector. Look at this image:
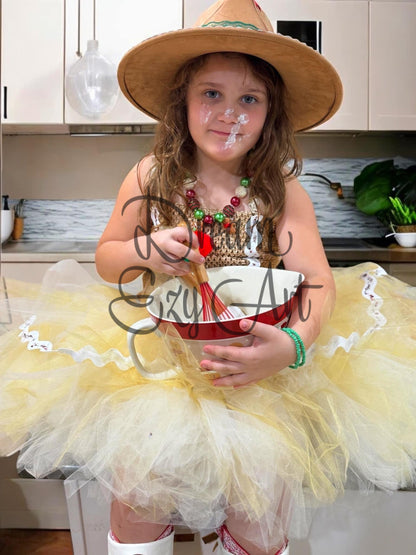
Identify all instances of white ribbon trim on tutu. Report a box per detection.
[18,316,133,371]
[18,315,53,352]
[320,265,388,357]
[321,331,361,357]
[360,265,387,335]
[57,346,133,371]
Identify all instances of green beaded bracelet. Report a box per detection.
[281,327,306,369]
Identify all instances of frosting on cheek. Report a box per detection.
[200,106,212,124]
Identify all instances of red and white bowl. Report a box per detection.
[128,266,304,379]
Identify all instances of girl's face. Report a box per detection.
[186,54,268,167]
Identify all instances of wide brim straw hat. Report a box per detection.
[118,0,343,132]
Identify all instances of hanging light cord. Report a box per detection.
[93,0,96,40]
[76,0,96,57]
[76,0,82,57]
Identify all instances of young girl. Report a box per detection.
[1,1,416,555]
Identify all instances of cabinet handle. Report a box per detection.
[317,21,322,54]
[3,86,7,119]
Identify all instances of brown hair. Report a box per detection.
[144,52,302,224]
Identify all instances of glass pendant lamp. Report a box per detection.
[66,0,119,118]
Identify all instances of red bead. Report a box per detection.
[223,205,235,218]
[186,189,196,199]
[230,196,240,207]
[188,197,200,210]
[203,214,214,225]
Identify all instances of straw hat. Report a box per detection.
[118,0,343,132]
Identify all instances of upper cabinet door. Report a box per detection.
[257,0,369,131]
[369,1,416,130]
[65,0,183,124]
[1,0,64,124]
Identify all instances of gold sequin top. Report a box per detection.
[152,199,281,269]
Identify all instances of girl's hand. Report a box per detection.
[139,226,203,276]
[200,319,298,387]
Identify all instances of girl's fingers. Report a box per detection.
[200,358,240,375]
[173,225,200,250]
[202,344,246,362]
[212,372,249,388]
[180,246,205,264]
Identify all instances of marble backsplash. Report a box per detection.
[11,157,414,241]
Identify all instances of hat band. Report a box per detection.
[202,20,260,31]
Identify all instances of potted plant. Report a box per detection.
[388,196,416,233]
[353,160,416,246]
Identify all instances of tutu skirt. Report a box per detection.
[0,260,415,550]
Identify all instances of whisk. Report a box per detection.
[189,260,235,321]
[178,225,234,321]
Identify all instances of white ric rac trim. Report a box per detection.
[244,215,262,267]
[360,266,387,334]
[321,265,388,357]
[18,316,133,370]
[18,316,53,352]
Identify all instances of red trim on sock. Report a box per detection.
[156,524,174,540]
[110,530,121,543]
[276,539,289,555]
[216,525,249,555]
[216,524,288,555]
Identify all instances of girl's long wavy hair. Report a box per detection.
[144,52,302,225]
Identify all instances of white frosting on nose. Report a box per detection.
[224,113,249,148]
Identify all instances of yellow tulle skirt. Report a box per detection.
[0,260,415,549]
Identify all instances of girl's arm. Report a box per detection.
[277,176,336,349]
[95,157,202,284]
[201,177,336,386]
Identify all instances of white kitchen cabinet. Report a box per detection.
[369,1,416,130]
[65,0,183,124]
[1,0,64,124]
[263,0,369,131]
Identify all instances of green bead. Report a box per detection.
[214,212,225,223]
[194,208,205,220]
[240,177,251,187]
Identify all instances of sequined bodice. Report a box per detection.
[157,199,281,269]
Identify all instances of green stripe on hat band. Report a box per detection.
[202,21,260,31]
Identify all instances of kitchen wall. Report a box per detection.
[2,131,416,239]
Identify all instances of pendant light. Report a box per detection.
[66,0,119,118]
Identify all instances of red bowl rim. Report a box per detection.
[151,297,294,341]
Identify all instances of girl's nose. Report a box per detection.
[218,107,238,123]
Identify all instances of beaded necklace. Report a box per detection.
[184,176,251,229]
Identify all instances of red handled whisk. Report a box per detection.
[179,225,234,321]
[189,260,235,321]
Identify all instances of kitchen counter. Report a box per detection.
[0,240,98,263]
[1,238,416,264]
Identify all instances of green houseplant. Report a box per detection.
[354,160,416,232]
[388,196,416,233]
